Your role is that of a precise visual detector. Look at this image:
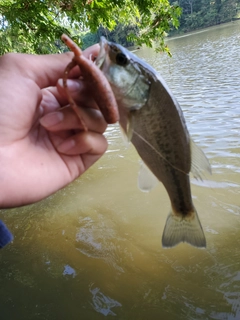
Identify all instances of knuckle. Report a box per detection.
[0,52,18,65]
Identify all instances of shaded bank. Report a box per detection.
[169,0,240,36]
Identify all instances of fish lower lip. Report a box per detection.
[99,36,108,47]
[96,37,108,68]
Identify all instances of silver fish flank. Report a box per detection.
[96,37,211,248]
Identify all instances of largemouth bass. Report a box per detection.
[96,37,211,248]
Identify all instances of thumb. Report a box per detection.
[0,43,100,90]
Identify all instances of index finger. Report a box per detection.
[1,44,100,90]
[31,43,100,88]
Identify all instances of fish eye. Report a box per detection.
[116,52,128,66]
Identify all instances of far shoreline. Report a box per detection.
[128,19,240,52]
[166,19,240,42]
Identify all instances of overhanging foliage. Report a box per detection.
[0,0,181,54]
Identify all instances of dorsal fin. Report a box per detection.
[190,139,211,180]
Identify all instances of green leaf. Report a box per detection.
[0,0,181,54]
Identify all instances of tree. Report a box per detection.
[0,0,181,55]
[170,0,240,34]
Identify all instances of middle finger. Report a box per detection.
[40,105,107,134]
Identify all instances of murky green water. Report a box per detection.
[1,21,240,320]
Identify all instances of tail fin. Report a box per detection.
[162,207,206,248]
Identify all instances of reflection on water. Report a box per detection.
[0,21,240,319]
[63,265,76,278]
[90,285,122,316]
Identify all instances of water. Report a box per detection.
[0,21,240,320]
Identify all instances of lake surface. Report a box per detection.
[0,21,240,320]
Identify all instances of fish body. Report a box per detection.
[96,37,211,248]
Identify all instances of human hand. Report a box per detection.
[0,47,108,208]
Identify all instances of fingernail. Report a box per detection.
[40,111,64,127]
[58,139,76,153]
[58,79,81,92]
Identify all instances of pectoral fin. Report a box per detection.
[119,113,134,144]
[190,139,211,180]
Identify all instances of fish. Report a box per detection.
[95,37,211,248]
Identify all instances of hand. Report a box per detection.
[0,47,108,208]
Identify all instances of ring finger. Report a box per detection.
[40,104,107,134]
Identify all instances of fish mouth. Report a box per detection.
[95,36,109,69]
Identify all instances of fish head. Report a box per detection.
[96,37,151,111]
